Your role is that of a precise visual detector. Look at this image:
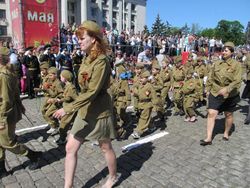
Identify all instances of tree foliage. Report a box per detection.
[245,21,250,45]
[151,14,167,35]
[215,20,244,45]
[200,28,216,38]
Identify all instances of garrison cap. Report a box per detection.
[48,67,58,74]
[224,41,235,48]
[40,61,50,70]
[152,63,161,70]
[0,47,10,56]
[135,62,144,69]
[78,20,102,39]
[140,70,151,78]
[61,70,73,82]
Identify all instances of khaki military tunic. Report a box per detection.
[60,82,78,129]
[160,68,172,101]
[172,66,185,113]
[152,73,164,113]
[113,79,131,127]
[206,58,242,98]
[64,55,116,141]
[133,82,158,135]
[194,63,208,101]
[182,78,197,117]
[0,66,28,161]
[42,79,64,128]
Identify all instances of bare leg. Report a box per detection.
[205,109,218,142]
[99,139,117,188]
[223,111,233,139]
[64,134,83,188]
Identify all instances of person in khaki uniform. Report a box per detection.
[241,49,250,124]
[132,71,158,139]
[52,70,78,145]
[0,48,42,178]
[53,20,118,188]
[171,59,185,116]
[112,74,131,139]
[41,67,64,135]
[182,72,198,122]
[151,63,165,122]
[200,42,242,146]
[194,56,208,104]
[132,62,145,116]
[160,60,173,109]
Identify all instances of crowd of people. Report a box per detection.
[0,21,250,187]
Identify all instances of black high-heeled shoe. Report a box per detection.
[244,119,250,125]
[200,139,212,146]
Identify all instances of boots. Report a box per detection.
[0,160,9,178]
[55,128,67,145]
[26,150,42,170]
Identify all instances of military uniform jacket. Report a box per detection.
[182,78,197,97]
[0,66,22,125]
[152,73,164,94]
[113,79,131,103]
[172,66,185,88]
[194,63,208,79]
[23,55,40,74]
[245,53,250,81]
[61,82,78,107]
[134,82,158,109]
[206,58,242,98]
[64,54,112,120]
[45,79,64,98]
[160,69,172,87]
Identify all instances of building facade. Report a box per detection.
[59,0,146,33]
[1,0,146,41]
[0,0,12,40]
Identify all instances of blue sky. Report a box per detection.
[146,0,250,30]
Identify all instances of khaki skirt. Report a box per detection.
[70,115,116,141]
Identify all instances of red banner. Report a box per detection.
[9,0,24,50]
[22,0,59,47]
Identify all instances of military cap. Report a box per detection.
[0,47,10,56]
[61,70,73,82]
[40,61,50,70]
[79,20,102,39]
[224,41,235,48]
[48,67,58,74]
[135,62,144,69]
[140,70,151,78]
[152,63,161,70]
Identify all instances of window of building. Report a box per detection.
[0,9,6,19]
[69,16,75,24]
[131,15,136,22]
[68,2,75,12]
[102,10,108,18]
[113,0,118,7]
[131,4,136,11]
[91,0,97,3]
[112,22,117,29]
[0,25,7,35]
[102,22,107,28]
[113,11,117,19]
[91,7,98,17]
[0,0,5,3]
[102,0,108,5]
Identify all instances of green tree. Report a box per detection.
[245,21,250,44]
[143,25,150,35]
[151,14,166,35]
[180,23,190,35]
[200,28,216,38]
[215,20,244,45]
[191,23,202,35]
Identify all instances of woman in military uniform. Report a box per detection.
[200,42,242,146]
[53,21,117,188]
